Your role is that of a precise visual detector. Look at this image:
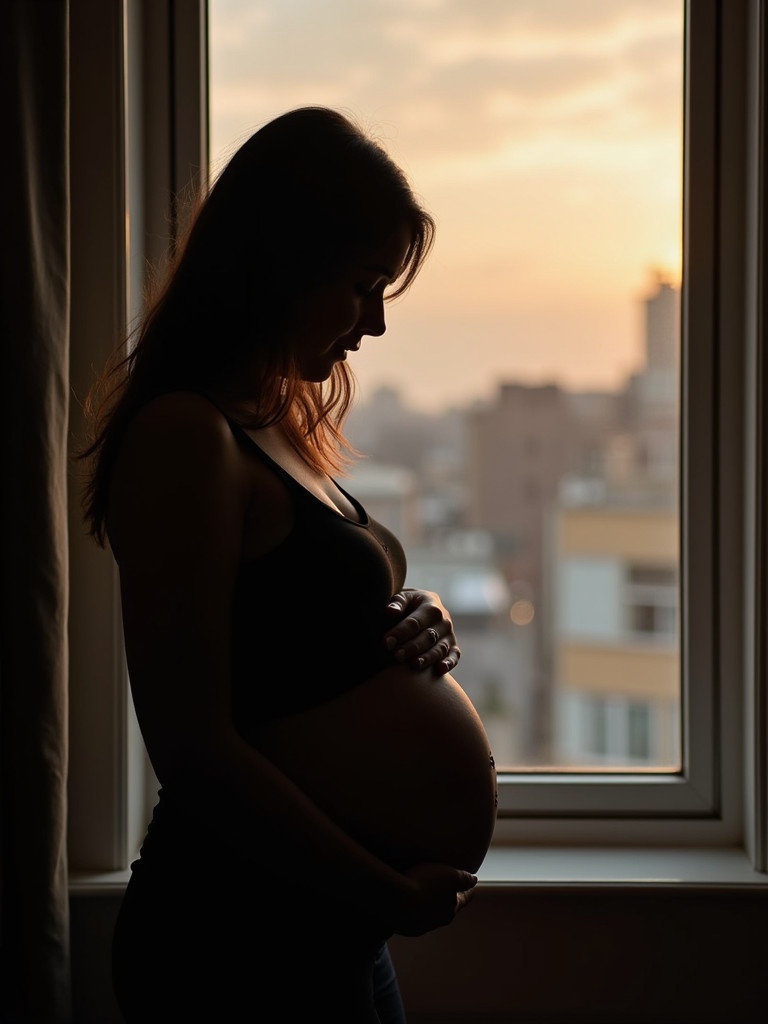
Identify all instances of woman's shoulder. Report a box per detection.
[123,390,253,470]
[119,389,289,503]
[130,390,233,439]
[115,390,246,495]
[107,391,252,560]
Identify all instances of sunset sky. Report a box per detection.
[208,0,683,413]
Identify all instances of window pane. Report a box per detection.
[208,0,683,772]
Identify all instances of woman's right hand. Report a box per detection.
[390,863,478,937]
[383,589,461,675]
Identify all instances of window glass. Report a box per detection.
[208,0,684,772]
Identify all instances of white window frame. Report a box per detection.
[68,0,768,877]
[68,0,209,873]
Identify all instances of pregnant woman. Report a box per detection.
[79,106,497,1023]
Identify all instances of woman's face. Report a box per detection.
[288,224,413,382]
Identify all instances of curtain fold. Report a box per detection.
[0,2,72,1021]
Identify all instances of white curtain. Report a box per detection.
[0,1,72,1021]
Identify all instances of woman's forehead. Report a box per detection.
[358,225,413,279]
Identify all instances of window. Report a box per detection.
[563,695,658,766]
[628,702,652,761]
[625,565,678,639]
[67,0,768,875]
[209,0,686,783]
[208,0,691,810]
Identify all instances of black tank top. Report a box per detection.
[225,414,408,732]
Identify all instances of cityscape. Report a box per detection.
[344,273,680,771]
[208,0,684,775]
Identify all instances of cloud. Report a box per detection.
[206,0,684,399]
[209,0,682,169]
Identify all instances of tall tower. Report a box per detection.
[644,274,679,373]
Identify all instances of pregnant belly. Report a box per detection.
[253,665,498,873]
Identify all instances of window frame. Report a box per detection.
[495,0,750,842]
[67,0,768,875]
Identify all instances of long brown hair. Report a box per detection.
[79,106,435,546]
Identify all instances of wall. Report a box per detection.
[71,885,768,1023]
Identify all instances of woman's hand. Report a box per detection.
[383,588,461,675]
[389,863,478,937]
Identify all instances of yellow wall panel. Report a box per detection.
[559,508,678,562]
[558,643,679,700]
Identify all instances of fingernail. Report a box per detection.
[384,636,396,651]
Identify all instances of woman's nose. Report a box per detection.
[360,295,387,337]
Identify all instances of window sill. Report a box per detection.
[69,845,768,895]
[478,844,768,889]
[69,869,131,895]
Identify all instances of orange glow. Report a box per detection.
[209,0,684,412]
[510,599,535,627]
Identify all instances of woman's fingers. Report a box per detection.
[383,589,460,672]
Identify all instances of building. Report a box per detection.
[551,504,679,767]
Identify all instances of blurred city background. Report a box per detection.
[209,0,683,770]
[344,274,679,770]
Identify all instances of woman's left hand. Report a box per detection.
[383,589,461,675]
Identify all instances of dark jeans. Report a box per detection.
[112,860,407,1023]
[372,944,408,1024]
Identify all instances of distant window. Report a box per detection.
[588,698,609,758]
[628,702,652,760]
[625,564,678,639]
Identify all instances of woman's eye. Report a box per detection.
[357,284,387,300]
[355,279,392,300]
